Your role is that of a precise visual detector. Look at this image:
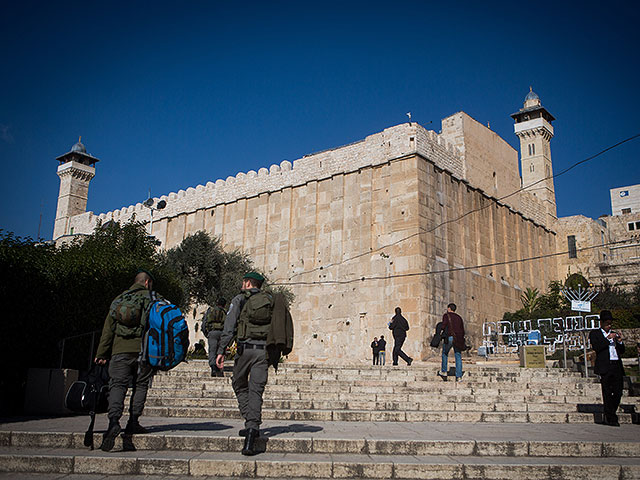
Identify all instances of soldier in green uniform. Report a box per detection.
[216,271,272,456]
[202,297,227,377]
[94,269,157,452]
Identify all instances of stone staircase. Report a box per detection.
[144,361,640,424]
[1,360,639,479]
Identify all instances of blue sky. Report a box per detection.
[1,1,639,240]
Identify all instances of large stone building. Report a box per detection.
[53,92,567,363]
[555,184,640,289]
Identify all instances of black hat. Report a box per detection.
[599,310,614,322]
[137,268,156,283]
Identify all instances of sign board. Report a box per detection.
[519,345,546,368]
[571,300,591,313]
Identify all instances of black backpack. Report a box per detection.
[430,321,448,348]
[64,363,110,449]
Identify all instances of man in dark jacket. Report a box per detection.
[95,269,157,451]
[370,337,379,365]
[438,303,465,381]
[389,307,412,366]
[589,310,625,426]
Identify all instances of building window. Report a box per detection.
[567,235,577,258]
[622,208,631,214]
[531,144,535,155]
[629,223,635,231]
[545,165,550,178]
[70,227,74,234]
[636,221,640,230]
[530,164,534,172]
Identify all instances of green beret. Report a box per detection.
[137,268,156,283]
[243,271,265,282]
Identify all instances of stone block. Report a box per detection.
[190,457,255,477]
[464,463,551,480]
[10,432,73,449]
[0,454,73,473]
[255,457,332,478]
[603,442,640,457]
[138,457,189,475]
[474,441,528,456]
[333,460,393,478]
[528,441,602,457]
[313,438,365,454]
[74,455,138,475]
[394,461,464,479]
[549,464,621,480]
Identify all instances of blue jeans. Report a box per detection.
[378,351,386,365]
[441,336,462,378]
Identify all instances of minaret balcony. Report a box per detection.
[514,117,554,136]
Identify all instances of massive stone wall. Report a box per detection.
[65,123,469,237]
[440,112,522,215]
[62,121,556,363]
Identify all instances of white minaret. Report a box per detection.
[53,138,99,240]
[511,87,557,224]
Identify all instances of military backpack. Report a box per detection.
[109,286,149,338]
[237,290,274,341]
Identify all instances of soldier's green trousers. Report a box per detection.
[232,347,268,430]
[107,352,154,423]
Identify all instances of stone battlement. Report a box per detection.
[68,123,465,236]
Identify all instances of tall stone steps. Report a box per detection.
[139,405,636,424]
[142,397,626,415]
[3,430,640,456]
[3,448,640,479]
[1,427,639,479]
[144,383,634,405]
[133,361,639,425]
[167,362,596,379]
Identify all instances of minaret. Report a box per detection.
[511,88,557,224]
[53,138,99,240]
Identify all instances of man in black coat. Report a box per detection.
[389,307,413,366]
[589,310,625,426]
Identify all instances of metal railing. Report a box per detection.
[59,330,101,370]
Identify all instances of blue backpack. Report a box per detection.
[142,299,189,370]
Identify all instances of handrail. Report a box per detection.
[59,329,101,370]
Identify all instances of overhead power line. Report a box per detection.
[271,238,635,287]
[278,133,640,283]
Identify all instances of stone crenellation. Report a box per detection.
[67,123,468,236]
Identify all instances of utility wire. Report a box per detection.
[279,133,640,283]
[271,238,635,287]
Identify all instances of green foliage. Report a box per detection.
[565,273,589,291]
[0,224,293,414]
[520,287,540,314]
[0,222,183,414]
[161,230,294,311]
[503,276,640,336]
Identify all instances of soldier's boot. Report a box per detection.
[241,428,259,456]
[121,434,136,452]
[125,416,148,435]
[99,419,121,452]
